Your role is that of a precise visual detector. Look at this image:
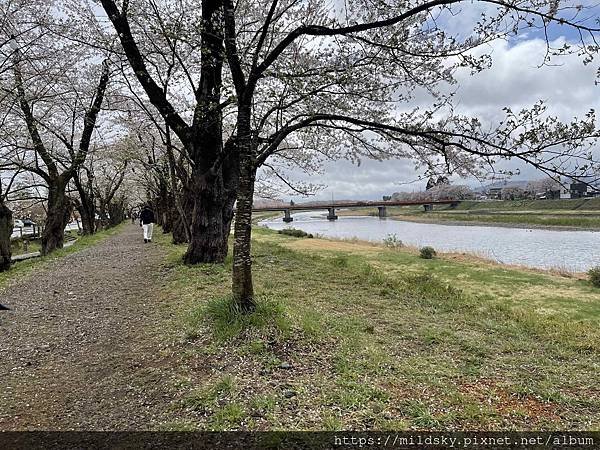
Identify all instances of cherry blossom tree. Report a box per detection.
[86,0,600,310]
[100,0,239,264]
[221,0,600,310]
[0,2,111,254]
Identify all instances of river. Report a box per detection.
[259,211,600,272]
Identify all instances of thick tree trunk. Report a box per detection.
[231,109,256,311]
[101,0,236,263]
[97,200,110,230]
[0,202,12,272]
[162,199,176,234]
[181,0,237,264]
[42,180,72,255]
[180,143,238,259]
[183,168,235,264]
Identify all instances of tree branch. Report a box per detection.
[100,0,191,143]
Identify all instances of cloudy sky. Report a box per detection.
[280,3,600,202]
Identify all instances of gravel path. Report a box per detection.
[0,224,178,430]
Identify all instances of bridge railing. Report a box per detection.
[252,199,460,212]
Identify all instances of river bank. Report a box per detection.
[337,206,600,231]
[156,227,600,430]
[260,212,600,272]
[338,211,600,232]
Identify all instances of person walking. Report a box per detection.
[139,204,155,243]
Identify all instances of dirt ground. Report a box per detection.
[0,224,180,430]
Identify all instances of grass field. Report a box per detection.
[454,198,600,211]
[158,227,600,431]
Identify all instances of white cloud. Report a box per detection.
[452,38,599,122]
[282,37,600,201]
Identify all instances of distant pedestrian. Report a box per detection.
[139,204,155,243]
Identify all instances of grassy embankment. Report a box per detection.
[339,198,600,229]
[0,225,124,288]
[10,229,81,257]
[10,237,42,256]
[157,226,600,431]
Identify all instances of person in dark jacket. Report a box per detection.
[139,204,155,243]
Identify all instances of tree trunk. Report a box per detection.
[165,125,190,243]
[180,140,240,259]
[221,140,240,254]
[172,212,188,244]
[73,172,96,235]
[183,168,235,264]
[156,181,174,233]
[231,162,256,311]
[165,201,178,236]
[79,202,96,235]
[97,200,109,229]
[181,0,238,264]
[231,109,256,311]
[42,180,72,255]
[75,193,95,235]
[0,202,12,272]
[108,198,126,227]
[172,188,192,244]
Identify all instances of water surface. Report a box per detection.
[260,211,600,272]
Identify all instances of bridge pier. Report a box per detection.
[423,204,433,212]
[377,206,387,218]
[327,207,338,221]
[283,209,293,223]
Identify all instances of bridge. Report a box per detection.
[253,199,460,222]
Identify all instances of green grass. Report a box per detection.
[417,212,600,228]
[195,294,290,341]
[0,224,125,288]
[158,226,600,431]
[10,237,42,256]
[454,198,600,211]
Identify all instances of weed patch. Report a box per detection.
[200,294,290,342]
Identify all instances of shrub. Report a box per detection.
[588,266,600,288]
[277,228,313,238]
[383,233,403,249]
[420,246,436,259]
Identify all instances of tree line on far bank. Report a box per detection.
[388,177,563,202]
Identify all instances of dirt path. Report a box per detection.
[0,224,179,430]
